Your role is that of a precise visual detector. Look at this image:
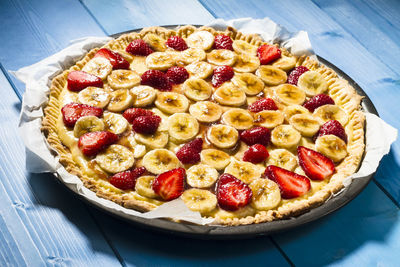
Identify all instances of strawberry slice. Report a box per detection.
[109,166,147,190]
[94,48,130,70]
[78,131,118,157]
[257,44,281,65]
[67,71,103,92]
[61,102,103,127]
[265,165,311,199]
[216,173,252,211]
[297,146,335,181]
[152,168,185,201]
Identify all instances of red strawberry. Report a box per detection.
[131,115,161,134]
[166,36,188,51]
[166,66,189,84]
[240,126,271,146]
[248,98,278,113]
[265,165,311,199]
[123,108,154,124]
[315,120,348,143]
[94,48,130,70]
[61,103,103,127]
[214,35,233,50]
[176,138,203,164]
[152,168,185,201]
[287,66,309,85]
[78,131,118,157]
[141,70,172,91]
[67,71,103,92]
[126,39,153,56]
[303,94,335,112]
[109,166,147,190]
[216,173,252,211]
[211,65,234,87]
[257,44,281,65]
[243,144,269,164]
[297,146,335,181]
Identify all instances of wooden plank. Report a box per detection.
[0,71,121,266]
[82,0,215,34]
[360,0,400,31]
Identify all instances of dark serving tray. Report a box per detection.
[56,26,378,239]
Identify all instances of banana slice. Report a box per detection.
[221,108,254,130]
[107,89,133,112]
[289,114,321,137]
[116,50,134,63]
[187,31,214,50]
[233,54,260,73]
[186,61,213,79]
[177,48,207,65]
[275,84,306,106]
[135,131,169,149]
[155,92,189,114]
[131,85,157,107]
[135,176,158,198]
[168,113,199,142]
[183,78,212,101]
[272,56,296,71]
[107,70,141,90]
[313,104,349,126]
[224,158,264,184]
[181,188,217,214]
[232,73,264,96]
[143,33,166,52]
[249,178,281,210]
[142,149,180,174]
[103,112,129,134]
[206,124,239,149]
[95,144,135,173]
[256,65,287,86]
[73,116,105,138]
[214,82,246,107]
[267,149,297,171]
[189,101,223,123]
[254,110,284,129]
[186,164,219,188]
[316,134,347,162]
[210,206,255,219]
[146,52,176,71]
[298,71,328,97]
[232,40,258,56]
[300,136,316,150]
[118,132,147,158]
[78,87,111,108]
[150,108,169,131]
[271,124,301,149]
[207,49,237,66]
[82,57,112,80]
[200,149,231,171]
[283,105,310,122]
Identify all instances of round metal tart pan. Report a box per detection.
[54,26,379,239]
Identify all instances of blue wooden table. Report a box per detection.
[1,0,399,266]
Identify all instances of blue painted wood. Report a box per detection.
[360,0,400,31]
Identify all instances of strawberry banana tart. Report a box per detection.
[42,26,365,225]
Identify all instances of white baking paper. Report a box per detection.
[13,18,397,225]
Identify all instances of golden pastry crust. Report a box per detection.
[42,25,365,226]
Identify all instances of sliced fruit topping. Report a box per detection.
[211,65,234,87]
[214,34,233,50]
[126,39,153,56]
[109,166,147,190]
[264,165,311,199]
[61,102,103,127]
[141,70,172,91]
[67,71,103,92]
[315,120,348,143]
[176,138,203,164]
[257,44,281,65]
[152,167,185,201]
[216,173,252,211]
[123,108,154,124]
[94,48,130,70]
[303,94,335,112]
[240,126,271,146]
[248,98,278,113]
[131,115,161,135]
[78,131,118,157]
[287,66,309,85]
[166,66,189,84]
[243,144,269,164]
[297,146,335,181]
[166,36,188,51]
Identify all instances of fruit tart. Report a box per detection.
[42,25,365,225]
